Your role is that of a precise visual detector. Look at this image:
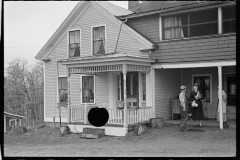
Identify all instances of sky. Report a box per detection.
[4,1,128,69]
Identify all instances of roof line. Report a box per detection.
[118,1,229,19]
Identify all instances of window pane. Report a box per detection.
[132,74,138,95]
[222,5,236,20]
[82,76,94,103]
[69,31,75,44]
[59,77,67,89]
[93,40,105,55]
[190,8,217,24]
[59,89,68,102]
[223,20,236,33]
[163,26,188,40]
[142,74,146,101]
[190,23,217,37]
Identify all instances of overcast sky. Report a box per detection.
[4,1,128,68]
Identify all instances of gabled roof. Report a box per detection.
[4,111,25,119]
[133,1,205,13]
[96,1,133,16]
[35,1,154,60]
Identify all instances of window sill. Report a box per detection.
[157,32,236,43]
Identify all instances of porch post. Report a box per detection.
[218,66,223,129]
[67,69,71,124]
[123,64,128,128]
[4,115,6,133]
[151,68,155,118]
[84,103,88,124]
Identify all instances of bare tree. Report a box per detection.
[5,58,44,128]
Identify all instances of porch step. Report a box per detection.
[80,128,105,139]
[81,133,104,139]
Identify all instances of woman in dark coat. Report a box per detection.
[189,83,205,127]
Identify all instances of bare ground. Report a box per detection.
[4,124,236,157]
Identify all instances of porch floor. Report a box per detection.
[70,122,123,127]
[165,119,236,128]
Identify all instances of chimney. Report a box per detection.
[128,1,140,12]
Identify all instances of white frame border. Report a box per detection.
[67,28,82,58]
[80,74,96,105]
[91,24,107,55]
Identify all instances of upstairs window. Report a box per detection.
[59,77,68,103]
[162,8,218,40]
[69,30,80,58]
[92,26,106,55]
[222,5,236,34]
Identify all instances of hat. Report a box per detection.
[180,85,187,90]
[193,83,199,87]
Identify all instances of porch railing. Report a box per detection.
[70,104,95,123]
[106,108,123,125]
[127,107,152,125]
[69,105,152,126]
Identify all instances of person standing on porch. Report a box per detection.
[217,87,229,128]
[189,83,204,127]
[179,85,189,132]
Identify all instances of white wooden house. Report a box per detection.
[35,1,236,136]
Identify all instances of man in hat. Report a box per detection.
[179,85,189,132]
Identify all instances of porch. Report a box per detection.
[58,55,155,136]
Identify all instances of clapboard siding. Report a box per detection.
[95,72,109,108]
[70,4,148,57]
[155,69,181,120]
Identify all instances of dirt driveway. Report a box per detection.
[4,124,236,157]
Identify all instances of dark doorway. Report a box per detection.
[227,77,236,106]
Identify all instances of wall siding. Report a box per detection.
[70,4,148,57]
[151,34,236,63]
[44,3,147,121]
[126,14,159,42]
[155,69,181,120]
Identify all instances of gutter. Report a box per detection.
[118,1,232,19]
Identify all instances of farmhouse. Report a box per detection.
[35,1,236,136]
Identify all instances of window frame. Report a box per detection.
[58,77,68,104]
[67,28,82,58]
[91,24,107,55]
[80,74,96,104]
[159,4,236,41]
[222,5,236,34]
[161,8,218,40]
[142,73,146,102]
[192,74,212,104]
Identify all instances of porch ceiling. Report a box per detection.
[58,53,154,74]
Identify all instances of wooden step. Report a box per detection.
[83,128,105,135]
[81,133,104,139]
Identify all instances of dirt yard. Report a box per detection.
[4,124,236,157]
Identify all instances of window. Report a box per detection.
[59,77,68,102]
[142,73,146,101]
[127,73,138,97]
[222,5,236,33]
[193,76,211,102]
[92,26,106,55]
[117,75,121,101]
[162,8,218,40]
[69,30,80,58]
[82,76,95,103]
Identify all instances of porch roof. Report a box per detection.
[58,53,154,74]
[4,111,25,119]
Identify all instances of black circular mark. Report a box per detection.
[88,107,109,127]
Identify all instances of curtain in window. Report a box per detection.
[59,77,68,102]
[93,26,105,54]
[163,16,184,39]
[82,76,94,103]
